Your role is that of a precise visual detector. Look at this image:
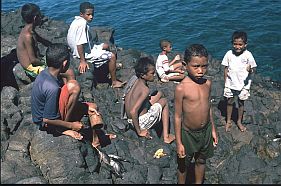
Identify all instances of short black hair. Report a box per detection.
[231,31,247,44]
[46,43,70,69]
[134,56,155,78]
[183,44,208,64]
[159,39,172,50]
[80,2,94,13]
[21,3,41,24]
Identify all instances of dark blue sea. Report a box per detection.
[2,0,281,82]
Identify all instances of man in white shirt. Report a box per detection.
[67,2,126,88]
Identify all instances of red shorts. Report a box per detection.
[59,84,89,121]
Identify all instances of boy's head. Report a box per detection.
[183,44,209,80]
[80,2,94,23]
[160,39,172,53]
[231,31,248,56]
[21,3,42,25]
[135,56,155,81]
[46,43,70,72]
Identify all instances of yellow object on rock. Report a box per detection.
[153,148,167,159]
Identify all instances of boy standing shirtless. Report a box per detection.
[174,44,218,184]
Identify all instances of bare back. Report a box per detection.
[175,76,211,131]
[17,25,41,69]
[124,79,150,119]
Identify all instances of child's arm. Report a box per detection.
[246,65,256,74]
[35,31,52,47]
[174,84,186,158]
[210,106,218,147]
[169,54,180,66]
[130,89,152,139]
[43,118,83,131]
[223,66,228,83]
[24,33,41,65]
[209,81,218,147]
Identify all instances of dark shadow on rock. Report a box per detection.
[1,49,19,91]
[217,97,238,123]
[152,121,163,138]
[92,63,111,88]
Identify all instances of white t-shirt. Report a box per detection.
[221,50,257,90]
[67,16,92,58]
[156,54,170,77]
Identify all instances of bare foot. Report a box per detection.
[116,62,123,70]
[92,133,117,148]
[237,122,247,132]
[106,133,117,139]
[62,130,83,140]
[92,140,100,148]
[225,122,232,132]
[112,80,127,88]
[164,134,175,144]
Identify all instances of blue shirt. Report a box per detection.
[31,69,63,127]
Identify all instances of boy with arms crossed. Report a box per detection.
[174,44,218,184]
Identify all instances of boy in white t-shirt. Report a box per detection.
[156,39,185,83]
[222,31,257,132]
[67,2,126,88]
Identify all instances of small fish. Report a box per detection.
[94,147,126,178]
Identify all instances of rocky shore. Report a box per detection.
[1,9,281,184]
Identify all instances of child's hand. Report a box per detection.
[177,144,186,158]
[246,65,251,72]
[174,55,180,61]
[72,121,83,131]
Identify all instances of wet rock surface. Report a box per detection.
[1,10,281,184]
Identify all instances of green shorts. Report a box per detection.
[181,122,214,165]
[24,56,46,78]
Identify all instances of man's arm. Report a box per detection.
[43,118,82,131]
[77,44,89,74]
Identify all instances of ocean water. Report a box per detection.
[2,0,281,81]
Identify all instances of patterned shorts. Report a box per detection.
[128,103,162,129]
